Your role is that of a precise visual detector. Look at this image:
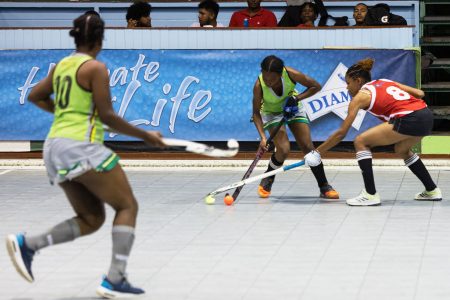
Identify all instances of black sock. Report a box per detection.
[405,154,436,191]
[310,162,328,188]
[265,154,283,180]
[356,150,376,195]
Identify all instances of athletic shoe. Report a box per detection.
[5,234,35,282]
[346,189,381,206]
[258,176,275,198]
[415,187,442,201]
[319,184,340,199]
[96,276,145,299]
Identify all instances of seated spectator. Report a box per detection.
[279,1,328,27]
[126,1,151,28]
[353,3,368,26]
[278,5,301,27]
[84,10,100,17]
[279,0,348,27]
[297,2,318,27]
[286,0,310,6]
[191,0,224,27]
[229,0,277,27]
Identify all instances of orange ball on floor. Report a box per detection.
[224,194,234,206]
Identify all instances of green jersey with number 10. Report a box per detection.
[48,54,104,143]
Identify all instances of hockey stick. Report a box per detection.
[104,126,239,158]
[163,138,239,158]
[230,120,285,203]
[207,159,305,198]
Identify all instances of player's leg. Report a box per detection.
[73,165,144,297]
[394,137,442,201]
[258,125,290,198]
[6,181,103,283]
[392,108,441,200]
[289,122,339,199]
[347,122,407,206]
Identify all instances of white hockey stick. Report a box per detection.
[207,159,305,197]
[103,126,239,158]
[163,138,239,158]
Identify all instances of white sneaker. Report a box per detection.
[346,189,381,206]
[414,187,442,201]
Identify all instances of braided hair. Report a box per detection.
[346,58,374,83]
[261,55,284,74]
[69,14,104,50]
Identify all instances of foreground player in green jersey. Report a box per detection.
[6,14,164,299]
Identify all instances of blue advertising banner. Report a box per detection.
[1,49,415,141]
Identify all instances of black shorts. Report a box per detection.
[389,108,434,136]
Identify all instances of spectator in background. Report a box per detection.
[279,1,308,27]
[84,10,100,17]
[191,0,224,27]
[126,1,152,28]
[353,3,368,26]
[297,2,318,27]
[229,0,277,27]
[285,0,310,6]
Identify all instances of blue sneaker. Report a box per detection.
[5,234,35,282]
[96,276,145,298]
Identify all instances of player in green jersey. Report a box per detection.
[253,55,339,199]
[6,14,164,299]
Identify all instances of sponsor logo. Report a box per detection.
[303,63,366,130]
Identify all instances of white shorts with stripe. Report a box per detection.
[261,105,309,130]
[43,138,119,185]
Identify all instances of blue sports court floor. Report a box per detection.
[1,161,449,300]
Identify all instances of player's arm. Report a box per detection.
[28,68,55,113]
[395,82,425,99]
[317,92,369,154]
[89,61,165,147]
[285,66,321,101]
[252,79,267,148]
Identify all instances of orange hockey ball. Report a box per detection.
[224,194,234,206]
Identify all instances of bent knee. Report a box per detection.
[394,145,413,160]
[299,142,314,153]
[119,196,139,217]
[354,135,368,150]
[276,144,290,159]
[129,198,139,216]
[80,213,105,234]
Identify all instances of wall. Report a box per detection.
[0,27,415,50]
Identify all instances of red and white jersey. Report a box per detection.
[361,79,427,121]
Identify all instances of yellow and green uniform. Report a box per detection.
[49,54,105,143]
[46,54,118,177]
[258,68,309,129]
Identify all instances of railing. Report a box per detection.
[0,26,415,49]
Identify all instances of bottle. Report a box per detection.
[243,18,249,27]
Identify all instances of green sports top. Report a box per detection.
[258,68,299,114]
[48,54,104,143]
